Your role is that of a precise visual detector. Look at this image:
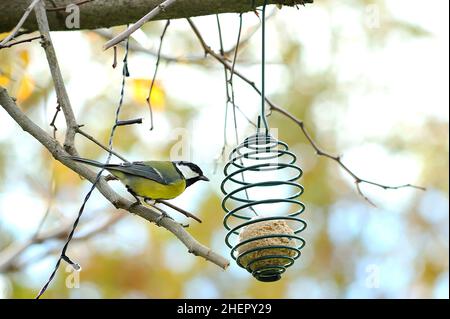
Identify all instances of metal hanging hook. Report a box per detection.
[260,0,270,134]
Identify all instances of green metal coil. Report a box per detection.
[221,132,306,282]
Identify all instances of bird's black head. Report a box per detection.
[174,161,209,187]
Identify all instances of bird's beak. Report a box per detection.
[199,175,209,182]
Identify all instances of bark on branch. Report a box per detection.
[0,0,312,33]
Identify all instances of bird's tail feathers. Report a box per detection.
[67,156,106,168]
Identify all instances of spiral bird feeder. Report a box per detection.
[221,1,306,282]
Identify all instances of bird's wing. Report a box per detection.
[105,162,168,184]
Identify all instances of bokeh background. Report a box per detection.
[0,0,448,298]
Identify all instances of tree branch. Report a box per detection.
[34,1,78,154]
[0,86,230,270]
[103,0,177,50]
[0,0,41,48]
[0,0,312,33]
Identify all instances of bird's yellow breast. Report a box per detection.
[113,171,187,200]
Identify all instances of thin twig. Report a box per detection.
[0,174,55,272]
[269,104,426,206]
[103,0,178,50]
[157,200,202,223]
[187,17,267,99]
[49,102,61,138]
[222,8,277,57]
[214,14,230,172]
[228,14,244,144]
[0,0,41,48]
[187,17,425,206]
[0,214,125,273]
[94,29,190,64]
[76,126,129,162]
[147,20,170,131]
[116,118,143,126]
[112,46,118,68]
[31,166,57,240]
[0,35,42,49]
[95,29,270,67]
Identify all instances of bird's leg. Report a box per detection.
[104,174,118,182]
[144,198,173,226]
[126,186,142,208]
[144,198,156,206]
[143,199,190,228]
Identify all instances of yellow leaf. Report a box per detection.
[131,78,165,110]
[16,75,34,102]
[53,160,80,187]
[0,32,11,40]
[0,75,9,86]
[19,50,30,67]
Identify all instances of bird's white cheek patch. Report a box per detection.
[176,164,199,179]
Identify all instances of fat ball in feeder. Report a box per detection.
[237,217,298,282]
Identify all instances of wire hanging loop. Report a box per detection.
[221,132,306,282]
[260,0,269,134]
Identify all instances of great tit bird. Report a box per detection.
[68,156,209,201]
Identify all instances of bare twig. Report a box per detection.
[0,0,41,48]
[270,103,426,205]
[157,200,202,223]
[34,1,78,154]
[94,29,190,64]
[147,20,170,131]
[112,46,118,68]
[94,29,273,67]
[187,17,425,206]
[187,18,264,94]
[49,102,61,138]
[214,14,231,172]
[103,0,178,50]
[222,8,277,57]
[116,118,143,126]
[76,126,129,162]
[0,35,41,49]
[0,214,125,272]
[31,167,57,240]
